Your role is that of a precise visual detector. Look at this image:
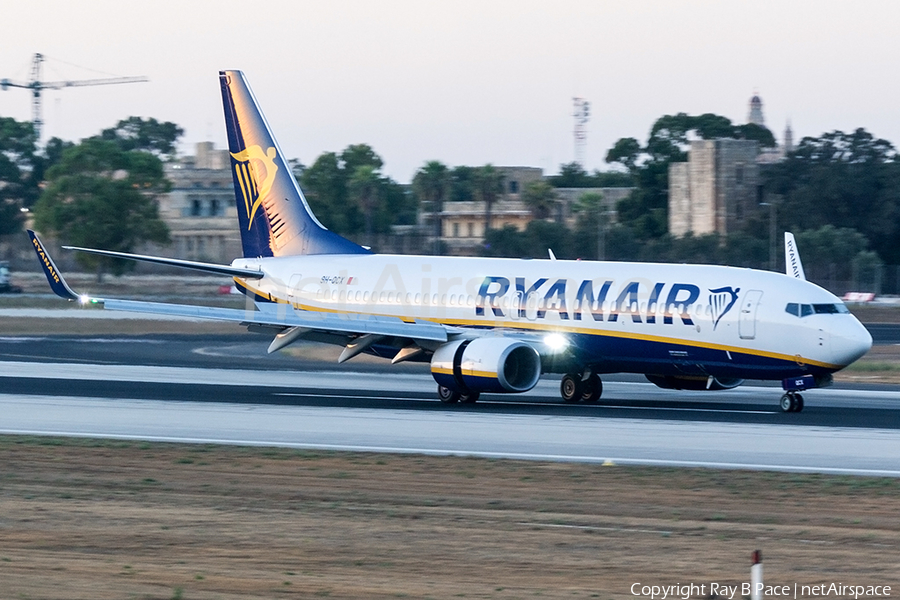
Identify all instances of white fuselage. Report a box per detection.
[233,253,871,379]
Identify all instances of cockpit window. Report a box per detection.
[786,302,850,317]
[814,303,850,314]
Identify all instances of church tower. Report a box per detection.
[784,121,794,154]
[748,94,765,126]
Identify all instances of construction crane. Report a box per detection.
[0,53,148,139]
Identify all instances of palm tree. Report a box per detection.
[522,181,559,220]
[474,165,504,234]
[348,164,380,247]
[412,161,449,255]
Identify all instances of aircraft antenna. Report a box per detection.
[572,97,590,168]
[0,53,148,140]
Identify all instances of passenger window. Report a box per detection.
[785,303,799,317]
[800,304,814,317]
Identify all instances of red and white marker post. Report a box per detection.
[751,550,763,600]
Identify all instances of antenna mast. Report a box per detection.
[572,97,590,168]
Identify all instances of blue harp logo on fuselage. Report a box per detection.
[709,286,740,330]
[231,145,279,230]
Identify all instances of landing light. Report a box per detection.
[79,294,90,305]
[544,333,569,351]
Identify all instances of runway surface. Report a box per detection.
[1,334,899,476]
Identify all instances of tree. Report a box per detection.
[96,117,184,159]
[764,129,900,264]
[33,138,171,281]
[482,221,573,259]
[473,165,504,233]
[301,151,355,232]
[549,162,594,187]
[605,139,642,175]
[547,162,632,188]
[299,144,395,239]
[449,165,478,202]
[572,191,606,260]
[412,161,450,254]
[340,144,384,174]
[521,181,558,220]
[348,164,380,246]
[0,117,39,234]
[606,112,777,242]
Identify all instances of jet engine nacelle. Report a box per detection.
[431,338,541,394]
[645,374,744,391]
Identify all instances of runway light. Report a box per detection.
[544,333,569,351]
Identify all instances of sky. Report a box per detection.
[2,1,900,183]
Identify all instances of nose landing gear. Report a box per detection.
[779,391,804,413]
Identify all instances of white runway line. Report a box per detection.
[2,394,900,476]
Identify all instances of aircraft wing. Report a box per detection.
[28,230,449,346]
[101,298,448,342]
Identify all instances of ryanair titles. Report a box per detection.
[31,236,61,284]
[475,276,714,326]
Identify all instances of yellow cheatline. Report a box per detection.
[233,280,840,370]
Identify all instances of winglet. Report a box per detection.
[784,232,806,280]
[27,230,81,301]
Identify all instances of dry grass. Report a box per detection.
[836,343,900,384]
[2,436,899,599]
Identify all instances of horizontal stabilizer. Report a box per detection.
[62,245,264,279]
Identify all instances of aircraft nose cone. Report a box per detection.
[832,318,873,367]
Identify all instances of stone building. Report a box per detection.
[153,142,243,263]
[668,139,761,237]
[438,167,542,255]
[439,165,634,255]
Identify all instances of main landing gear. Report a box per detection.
[780,391,804,413]
[438,385,480,404]
[560,372,603,404]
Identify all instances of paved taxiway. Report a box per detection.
[1,334,899,475]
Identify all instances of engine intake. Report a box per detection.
[645,374,744,391]
[431,338,541,394]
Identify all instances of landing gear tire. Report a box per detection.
[779,393,792,412]
[581,373,603,404]
[438,386,479,404]
[780,392,804,413]
[561,373,585,403]
[438,385,459,403]
[459,392,480,404]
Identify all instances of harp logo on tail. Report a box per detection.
[709,286,740,330]
[231,145,279,230]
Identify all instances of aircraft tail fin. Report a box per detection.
[784,232,806,280]
[219,71,369,258]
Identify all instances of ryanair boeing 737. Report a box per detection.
[29,71,872,413]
